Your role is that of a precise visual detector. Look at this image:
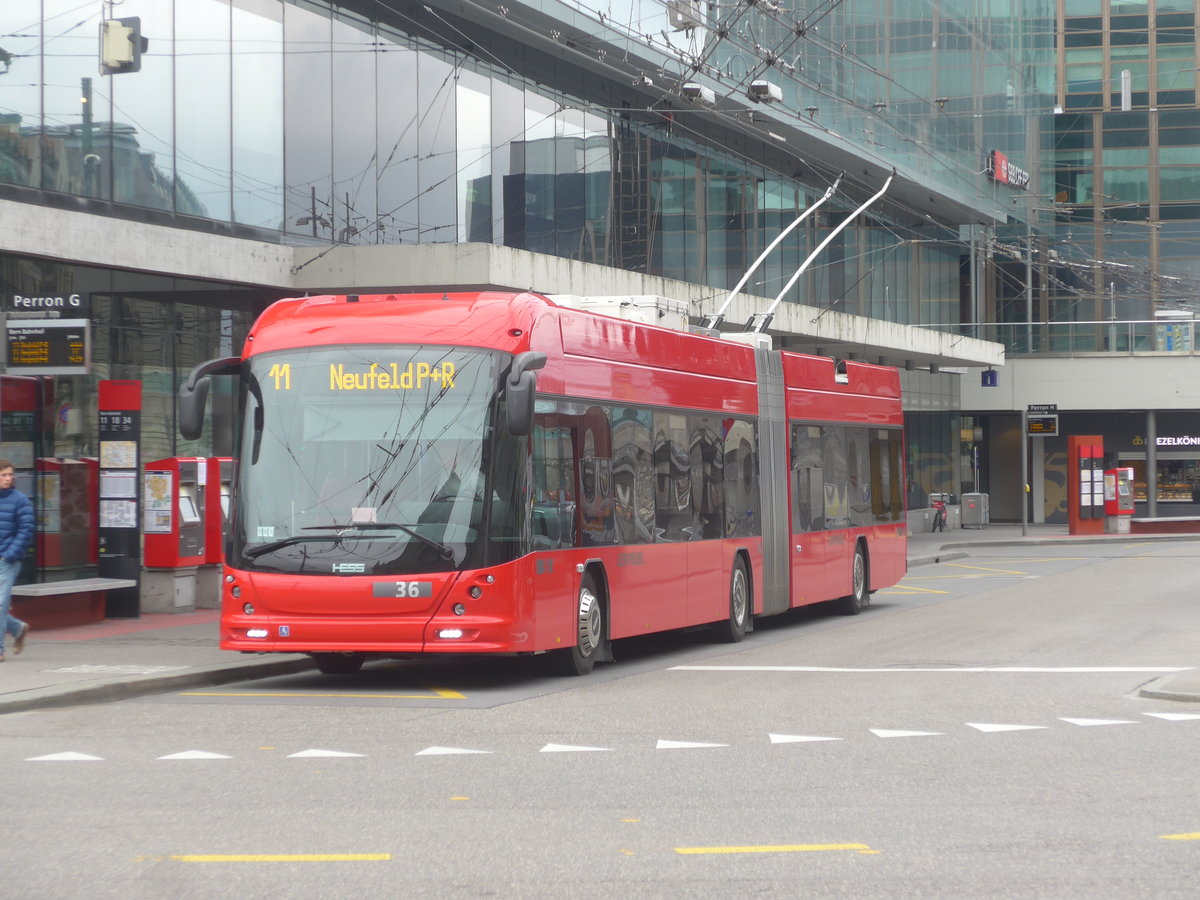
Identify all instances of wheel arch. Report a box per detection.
[856,535,872,593]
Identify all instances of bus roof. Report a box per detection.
[243,291,900,423]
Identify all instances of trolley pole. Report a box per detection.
[1020,408,1028,537]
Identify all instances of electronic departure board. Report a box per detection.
[4,318,90,374]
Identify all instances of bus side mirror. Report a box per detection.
[179,356,241,440]
[506,351,547,436]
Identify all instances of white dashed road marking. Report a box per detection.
[157,750,231,760]
[415,746,492,756]
[26,752,104,762]
[768,734,842,744]
[965,723,1048,733]
[19,713,1197,762]
[1145,712,1200,721]
[288,748,365,758]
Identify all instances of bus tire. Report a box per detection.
[558,571,606,676]
[836,544,868,616]
[712,557,749,643]
[312,652,365,675]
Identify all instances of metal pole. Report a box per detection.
[1024,217,1033,352]
[1146,409,1157,517]
[1020,409,1028,536]
[1109,281,1116,351]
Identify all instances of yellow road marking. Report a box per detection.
[172,854,389,862]
[1162,832,1200,840]
[878,585,950,595]
[180,687,465,700]
[945,562,1028,575]
[950,557,1086,564]
[674,843,872,855]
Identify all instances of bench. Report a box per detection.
[1130,516,1200,535]
[12,578,138,629]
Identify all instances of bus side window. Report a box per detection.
[790,424,823,534]
[689,413,724,539]
[654,412,697,541]
[532,412,577,550]
[577,406,616,547]
[723,418,759,538]
[613,407,655,544]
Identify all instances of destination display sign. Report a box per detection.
[1027,415,1059,436]
[266,360,459,392]
[4,318,90,374]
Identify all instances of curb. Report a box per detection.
[907,550,969,568]
[0,656,314,716]
[1138,672,1200,703]
[931,533,1200,552]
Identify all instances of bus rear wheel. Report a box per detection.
[558,572,605,676]
[312,652,365,675]
[712,558,749,643]
[836,545,868,616]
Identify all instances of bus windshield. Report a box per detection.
[231,345,523,574]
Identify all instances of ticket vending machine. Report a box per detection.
[143,457,206,567]
[204,457,233,565]
[1104,467,1135,533]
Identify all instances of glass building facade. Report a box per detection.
[1052,0,1200,320]
[0,0,1052,583]
[1,0,1049,322]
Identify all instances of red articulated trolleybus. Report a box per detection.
[179,291,906,675]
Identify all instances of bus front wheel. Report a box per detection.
[558,572,606,676]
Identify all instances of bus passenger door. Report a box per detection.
[789,425,826,607]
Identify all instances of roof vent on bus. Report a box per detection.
[346,294,359,303]
[834,359,850,384]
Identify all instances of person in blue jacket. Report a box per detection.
[0,459,33,661]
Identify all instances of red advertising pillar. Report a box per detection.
[1067,434,1105,535]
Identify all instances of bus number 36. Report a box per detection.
[374,581,433,598]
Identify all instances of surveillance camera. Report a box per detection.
[748,80,782,103]
[681,82,715,105]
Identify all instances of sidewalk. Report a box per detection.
[2,523,1197,715]
[0,611,312,715]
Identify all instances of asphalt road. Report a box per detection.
[4,541,1199,898]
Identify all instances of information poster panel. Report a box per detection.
[98,380,141,617]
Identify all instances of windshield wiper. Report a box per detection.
[305,522,455,560]
[242,529,346,559]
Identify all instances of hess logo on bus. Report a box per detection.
[331,563,366,574]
